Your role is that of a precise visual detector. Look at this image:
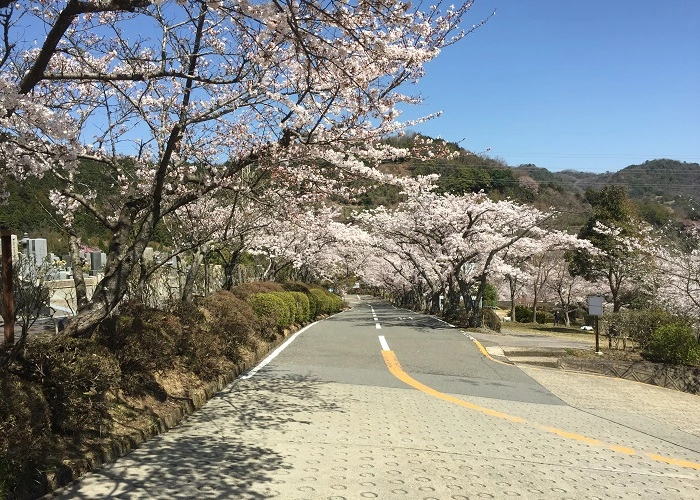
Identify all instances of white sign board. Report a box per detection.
[587,296,604,317]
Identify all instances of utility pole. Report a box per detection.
[1,227,15,345]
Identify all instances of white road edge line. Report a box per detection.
[241,321,319,379]
[434,317,456,328]
[378,335,390,351]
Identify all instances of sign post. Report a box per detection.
[587,296,604,353]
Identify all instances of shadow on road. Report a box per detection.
[56,373,343,499]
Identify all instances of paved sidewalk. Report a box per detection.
[520,365,700,439]
[469,327,700,441]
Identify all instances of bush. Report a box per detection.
[0,373,52,499]
[626,309,678,351]
[514,305,532,323]
[282,282,320,317]
[27,337,121,436]
[289,291,311,324]
[249,293,290,332]
[199,291,261,353]
[96,308,180,377]
[230,282,284,301]
[306,290,321,318]
[310,288,342,316]
[603,309,682,350]
[483,308,501,332]
[644,323,700,366]
[536,311,554,325]
[271,292,298,326]
[94,307,181,398]
[176,326,235,380]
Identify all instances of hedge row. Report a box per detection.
[248,283,343,332]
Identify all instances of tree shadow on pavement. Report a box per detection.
[53,372,344,499]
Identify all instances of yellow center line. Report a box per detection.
[469,336,512,366]
[381,349,700,470]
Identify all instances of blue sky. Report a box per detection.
[405,0,700,173]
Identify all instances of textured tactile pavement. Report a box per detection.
[55,367,700,499]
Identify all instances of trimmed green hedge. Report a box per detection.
[249,293,291,330]
[282,282,343,318]
[309,289,342,316]
[271,292,298,325]
[290,291,311,323]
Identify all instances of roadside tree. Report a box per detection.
[570,187,658,312]
[0,0,481,336]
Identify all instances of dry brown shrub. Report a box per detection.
[176,327,235,381]
[0,373,52,498]
[229,282,285,301]
[27,337,121,436]
[198,290,268,356]
[96,308,181,375]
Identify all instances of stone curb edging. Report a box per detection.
[39,328,298,499]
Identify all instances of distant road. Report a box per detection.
[56,296,700,499]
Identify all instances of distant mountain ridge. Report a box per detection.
[512,159,700,220]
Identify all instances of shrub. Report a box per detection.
[644,323,700,366]
[290,291,311,324]
[176,326,235,380]
[626,309,679,351]
[310,289,329,315]
[96,308,180,376]
[483,308,501,332]
[603,309,683,350]
[536,311,554,325]
[27,337,121,436]
[249,293,290,331]
[230,282,284,301]
[271,292,298,326]
[306,290,321,318]
[514,305,532,323]
[282,282,320,317]
[310,288,342,316]
[0,373,52,499]
[94,307,181,398]
[199,291,261,355]
[281,282,314,294]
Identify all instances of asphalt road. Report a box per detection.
[54,295,700,499]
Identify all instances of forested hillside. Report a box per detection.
[514,159,700,220]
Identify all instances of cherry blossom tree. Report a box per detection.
[355,189,576,327]
[655,233,700,336]
[545,257,597,326]
[570,187,658,312]
[1,0,484,336]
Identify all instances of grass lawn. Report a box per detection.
[501,321,599,343]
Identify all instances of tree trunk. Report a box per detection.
[182,245,207,303]
[64,212,153,338]
[531,291,539,324]
[68,234,89,312]
[133,259,149,305]
[429,291,441,315]
[508,277,517,323]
